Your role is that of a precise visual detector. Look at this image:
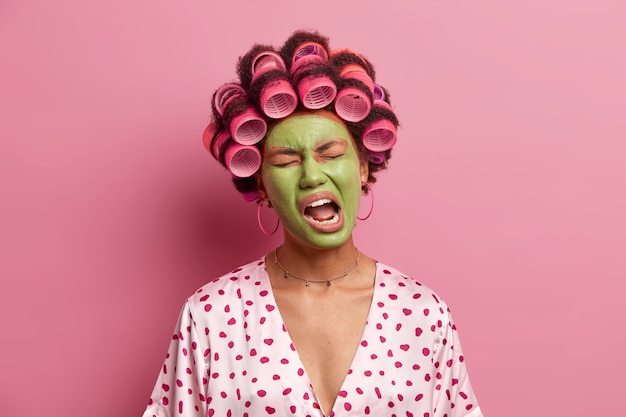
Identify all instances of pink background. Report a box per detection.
[1,0,625,416]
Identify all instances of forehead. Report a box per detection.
[265,114,354,148]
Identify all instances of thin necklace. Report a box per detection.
[273,248,359,287]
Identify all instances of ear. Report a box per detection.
[359,157,369,185]
[255,171,267,200]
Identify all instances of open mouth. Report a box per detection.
[303,198,340,225]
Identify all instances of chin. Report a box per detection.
[293,229,355,250]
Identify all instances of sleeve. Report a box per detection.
[431,305,483,417]
[142,301,210,417]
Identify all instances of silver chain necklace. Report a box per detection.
[273,248,359,287]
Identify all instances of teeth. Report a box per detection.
[307,199,333,208]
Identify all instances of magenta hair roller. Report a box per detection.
[296,76,337,109]
[229,108,267,145]
[340,64,374,94]
[214,83,245,116]
[224,143,262,178]
[211,130,261,177]
[334,65,374,122]
[374,99,393,112]
[290,42,336,109]
[367,151,387,164]
[214,83,267,144]
[258,79,298,119]
[372,84,393,112]
[334,87,372,123]
[210,129,231,161]
[252,50,287,75]
[291,42,329,75]
[251,51,298,119]
[373,84,385,101]
[361,119,397,152]
[203,122,219,154]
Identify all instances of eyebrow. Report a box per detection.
[314,139,347,153]
[269,147,300,156]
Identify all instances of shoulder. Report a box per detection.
[375,261,452,319]
[187,257,267,309]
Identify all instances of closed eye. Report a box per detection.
[314,139,349,161]
[266,147,302,167]
[273,160,299,167]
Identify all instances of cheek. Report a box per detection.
[262,171,293,200]
[340,159,365,185]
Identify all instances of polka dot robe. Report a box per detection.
[142,258,483,417]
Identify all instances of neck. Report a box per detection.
[275,236,359,283]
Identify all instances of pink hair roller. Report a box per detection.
[214,83,245,116]
[210,129,231,160]
[203,122,219,154]
[361,119,397,152]
[211,130,261,177]
[296,75,337,109]
[372,84,392,111]
[291,41,336,109]
[258,79,298,118]
[224,143,262,178]
[291,42,329,75]
[334,87,372,123]
[373,84,385,101]
[367,151,387,164]
[340,64,375,94]
[230,107,267,145]
[214,83,267,144]
[251,51,298,119]
[252,50,287,76]
[374,99,393,112]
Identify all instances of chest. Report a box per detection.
[195,273,443,416]
[272,288,373,414]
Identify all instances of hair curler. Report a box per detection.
[291,42,329,74]
[203,122,219,154]
[372,84,393,112]
[373,83,385,101]
[210,129,230,161]
[291,42,336,109]
[211,130,261,177]
[361,119,397,152]
[251,51,298,119]
[296,74,337,109]
[229,107,268,145]
[213,83,245,116]
[373,99,393,112]
[361,83,396,151]
[367,151,387,164]
[224,144,262,178]
[340,64,374,93]
[334,86,372,123]
[215,84,268,145]
[334,73,373,122]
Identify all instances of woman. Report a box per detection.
[142,30,483,417]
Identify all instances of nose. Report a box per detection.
[298,157,327,189]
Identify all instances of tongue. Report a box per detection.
[305,203,336,221]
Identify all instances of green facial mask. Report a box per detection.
[260,113,366,249]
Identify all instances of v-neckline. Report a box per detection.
[260,257,380,417]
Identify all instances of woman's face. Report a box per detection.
[259,111,368,249]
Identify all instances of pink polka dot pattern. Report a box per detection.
[142,258,482,417]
